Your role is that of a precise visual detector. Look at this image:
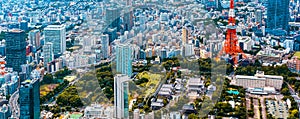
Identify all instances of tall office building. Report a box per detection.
[0,40,5,56]
[116,44,132,77]
[19,78,40,119]
[123,0,133,31]
[182,27,188,45]
[105,7,121,30]
[184,43,194,57]
[255,9,262,24]
[114,74,130,119]
[124,11,134,31]
[266,0,289,31]
[43,42,54,67]
[5,29,26,72]
[44,25,66,56]
[160,49,167,60]
[29,29,41,49]
[101,34,109,59]
[20,20,28,31]
[0,103,10,119]
[20,64,33,82]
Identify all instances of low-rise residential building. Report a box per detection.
[287,56,300,74]
[256,46,288,64]
[83,104,114,118]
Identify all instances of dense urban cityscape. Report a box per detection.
[0,0,298,119]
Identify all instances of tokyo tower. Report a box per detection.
[221,0,244,64]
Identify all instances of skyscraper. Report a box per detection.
[184,43,194,57]
[29,29,41,49]
[124,11,134,31]
[5,29,26,72]
[105,7,121,30]
[116,44,132,77]
[101,34,109,59]
[123,0,133,31]
[255,9,262,25]
[19,20,28,31]
[182,27,188,45]
[19,78,40,119]
[43,42,54,67]
[267,0,289,31]
[161,49,167,60]
[114,74,130,119]
[44,25,66,56]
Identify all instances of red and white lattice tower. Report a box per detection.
[222,0,244,64]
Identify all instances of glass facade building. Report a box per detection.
[114,74,130,119]
[19,78,40,119]
[44,25,66,56]
[5,29,26,72]
[43,42,54,67]
[116,44,132,77]
[266,0,289,32]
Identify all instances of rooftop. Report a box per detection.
[236,75,265,80]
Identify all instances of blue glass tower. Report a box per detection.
[267,0,289,32]
[19,78,40,119]
[116,44,132,77]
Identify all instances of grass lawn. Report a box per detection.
[40,84,59,96]
[133,72,162,97]
[64,76,77,82]
[294,52,300,59]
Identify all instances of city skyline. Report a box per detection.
[0,0,297,119]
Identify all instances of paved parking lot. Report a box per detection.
[246,93,286,119]
[260,98,267,119]
[265,99,289,119]
[253,99,260,119]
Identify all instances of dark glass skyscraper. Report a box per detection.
[5,29,26,72]
[19,79,40,119]
[123,0,133,31]
[105,7,121,30]
[266,0,289,31]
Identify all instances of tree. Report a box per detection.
[290,109,299,118]
[42,73,54,84]
[188,113,199,119]
[281,87,290,95]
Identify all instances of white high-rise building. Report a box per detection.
[43,42,54,67]
[44,25,66,55]
[255,9,262,24]
[114,74,130,119]
[184,43,194,57]
[133,109,140,119]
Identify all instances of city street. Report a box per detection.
[9,90,19,118]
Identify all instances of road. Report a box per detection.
[9,89,19,118]
[285,82,300,119]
